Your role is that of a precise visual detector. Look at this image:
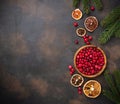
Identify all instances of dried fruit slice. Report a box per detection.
[72,9,82,20]
[83,80,101,98]
[76,28,86,37]
[70,74,84,87]
[84,16,98,32]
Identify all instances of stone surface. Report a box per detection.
[0,0,120,104]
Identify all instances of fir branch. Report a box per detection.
[72,0,80,8]
[103,70,120,104]
[103,90,120,104]
[92,0,103,10]
[115,29,120,38]
[101,6,120,28]
[99,20,120,44]
[82,0,90,14]
[104,71,119,97]
[113,70,120,93]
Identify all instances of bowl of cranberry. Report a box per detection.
[74,45,107,78]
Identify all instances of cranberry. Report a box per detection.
[90,6,95,11]
[84,38,88,42]
[88,36,93,40]
[86,41,90,45]
[78,87,82,91]
[73,22,78,27]
[70,71,73,75]
[68,65,72,69]
[75,39,79,44]
[78,90,82,94]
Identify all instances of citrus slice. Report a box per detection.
[83,80,101,98]
[70,74,84,87]
[84,16,98,32]
[76,28,86,37]
[72,9,82,20]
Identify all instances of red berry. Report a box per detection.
[70,71,73,75]
[88,36,93,41]
[73,22,78,27]
[84,38,88,42]
[86,41,90,45]
[70,68,75,73]
[90,6,95,11]
[78,87,82,91]
[68,65,72,69]
[78,90,82,94]
[75,39,79,44]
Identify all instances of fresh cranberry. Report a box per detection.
[90,6,95,11]
[75,39,79,44]
[73,22,78,27]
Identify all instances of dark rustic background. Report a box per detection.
[0,0,120,104]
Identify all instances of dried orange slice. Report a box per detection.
[70,74,84,87]
[76,28,86,37]
[72,9,82,20]
[83,80,101,98]
[84,16,98,32]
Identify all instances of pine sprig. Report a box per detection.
[82,0,90,14]
[103,70,120,104]
[115,29,120,38]
[72,0,80,8]
[92,0,103,10]
[99,20,120,44]
[101,6,120,28]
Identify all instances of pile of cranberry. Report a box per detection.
[75,46,105,76]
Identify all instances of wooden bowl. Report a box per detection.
[74,45,107,78]
[83,80,101,98]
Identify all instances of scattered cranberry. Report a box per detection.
[78,89,82,94]
[88,36,93,41]
[75,39,79,44]
[90,6,95,11]
[70,71,74,75]
[68,65,73,69]
[86,41,90,45]
[73,22,78,27]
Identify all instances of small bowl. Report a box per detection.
[83,80,101,98]
[70,74,84,87]
[74,45,107,78]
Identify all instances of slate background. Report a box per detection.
[0,0,120,104]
